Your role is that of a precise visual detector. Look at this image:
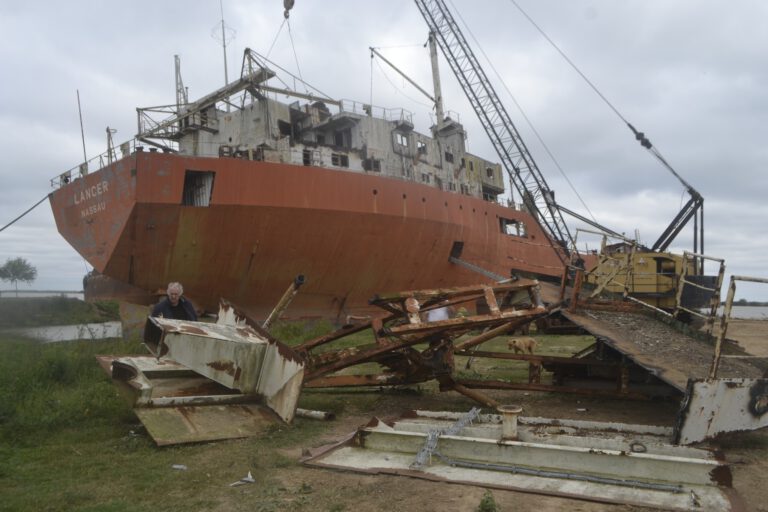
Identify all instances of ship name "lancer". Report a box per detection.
[73,181,109,205]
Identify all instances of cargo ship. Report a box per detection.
[49,48,569,320]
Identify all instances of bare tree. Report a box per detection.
[0,257,37,297]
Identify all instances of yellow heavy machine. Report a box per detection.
[585,243,714,310]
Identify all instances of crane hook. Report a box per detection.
[284,0,294,19]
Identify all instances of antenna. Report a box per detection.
[77,89,87,164]
[175,55,188,108]
[212,0,236,111]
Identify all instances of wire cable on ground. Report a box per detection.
[0,194,49,234]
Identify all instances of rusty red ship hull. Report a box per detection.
[50,151,566,320]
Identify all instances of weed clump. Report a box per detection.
[477,490,500,512]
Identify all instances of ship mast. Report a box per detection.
[428,32,445,130]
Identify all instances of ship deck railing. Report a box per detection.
[51,138,146,189]
[338,99,413,126]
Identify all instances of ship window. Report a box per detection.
[303,149,312,166]
[331,153,349,167]
[372,159,381,172]
[435,177,443,190]
[421,172,431,184]
[417,141,427,154]
[182,170,215,207]
[445,148,454,163]
[395,132,409,148]
[500,217,526,237]
[278,120,292,137]
[460,157,466,169]
[486,167,494,178]
[469,161,474,171]
[448,181,456,191]
[317,134,326,145]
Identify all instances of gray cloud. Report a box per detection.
[1,0,765,299]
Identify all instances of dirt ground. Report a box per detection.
[257,318,768,512]
[723,319,768,357]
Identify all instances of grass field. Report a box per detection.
[0,316,600,512]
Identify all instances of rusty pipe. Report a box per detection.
[262,274,306,330]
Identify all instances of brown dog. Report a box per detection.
[507,336,537,355]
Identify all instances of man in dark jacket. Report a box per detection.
[151,282,197,321]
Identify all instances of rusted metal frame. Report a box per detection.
[304,373,430,388]
[558,262,570,302]
[262,274,306,330]
[529,360,542,384]
[675,252,725,328]
[453,320,522,351]
[369,280,540,305]
[385,308,543,336]
[455,378,650,400]
[483,286,501,315]
[708,275,768,378]
[704,257,726,335]
[569,268,584,308]
[303,332,444,382]
[417,292,494,316]
[455,349,624,387]
[709,276,736,378]
[295,321,375,352]
[454,350,622,367]
[449,381,500,407]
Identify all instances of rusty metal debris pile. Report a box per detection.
[93,272,768,510]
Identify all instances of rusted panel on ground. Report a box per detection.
[304,410,737,510]
[675,378,768,444]
[135,403,280,446]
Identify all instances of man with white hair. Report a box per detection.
[151,282,197,320]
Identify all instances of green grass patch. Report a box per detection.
[0,297,119,329]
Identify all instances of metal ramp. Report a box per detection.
[558,303,768,444]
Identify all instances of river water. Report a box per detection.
[710,305,768,320]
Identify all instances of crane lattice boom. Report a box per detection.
[414,0,573,261]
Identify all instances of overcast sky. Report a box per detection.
[1,0,766,300]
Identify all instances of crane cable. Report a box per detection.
[0,194,49,234]
[506,0,692,193]
[447,0,598,225]
[286,19,305,87]
[265,18,287,59]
